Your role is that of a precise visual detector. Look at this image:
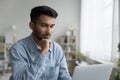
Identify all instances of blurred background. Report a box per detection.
[0,0,119,80]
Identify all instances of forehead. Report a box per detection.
[37,14,55,24]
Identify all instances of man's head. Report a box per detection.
[29,6,58,40]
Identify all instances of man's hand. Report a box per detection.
[39,39,51,55]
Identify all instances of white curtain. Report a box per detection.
[111,0,119,62]
[80,0,118,62]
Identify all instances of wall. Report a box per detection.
[0,0,80,50]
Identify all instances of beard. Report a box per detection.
[33,28,51,41]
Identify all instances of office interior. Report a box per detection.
[0,0,119,80]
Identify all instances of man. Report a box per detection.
[9,6,72,80]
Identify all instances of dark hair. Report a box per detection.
[30,6,58,23]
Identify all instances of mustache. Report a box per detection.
[42,34,50,36]
[42,34,51,39]
[36,33,51,40]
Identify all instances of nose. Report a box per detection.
[46,27,51,34]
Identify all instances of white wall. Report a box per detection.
[0,0,80,50]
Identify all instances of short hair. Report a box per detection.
[30,6,58,23]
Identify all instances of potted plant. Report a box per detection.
[117,42,120,67]
[75,51,84,63]
[113,72,120,80]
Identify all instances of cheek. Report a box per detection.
[39,27,46,32]
[36,27,46,34]
[51,29,53,33]
[32,26,40,34]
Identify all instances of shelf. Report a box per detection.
[60,43,75,45]
[0,42,12,71]
[67,59,76,61]
[0,51,4,53]
[65,51,75,53]
[57,35,76,76]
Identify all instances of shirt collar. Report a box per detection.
[29,33,52,53]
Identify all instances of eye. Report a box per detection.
[41,23,48,27]
[50,24,55,28]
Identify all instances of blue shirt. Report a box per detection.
[9,34,72,80]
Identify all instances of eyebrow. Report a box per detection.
[42,22,55,26]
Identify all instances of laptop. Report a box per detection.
[72,64,114,80]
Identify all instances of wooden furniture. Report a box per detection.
[57,35,76,76]
[58,36,76,60]
[0,40,12,74]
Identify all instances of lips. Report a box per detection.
[42,35,50,39]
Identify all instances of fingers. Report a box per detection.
[39,39,51,55]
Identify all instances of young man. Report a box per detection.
[9,6,72,80]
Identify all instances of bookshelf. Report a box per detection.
[0,36,12,74]
[57,35,76,75]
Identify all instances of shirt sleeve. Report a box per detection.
[58,48,72,80]
[9,44,49,80]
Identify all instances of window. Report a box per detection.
[80,0,119,62]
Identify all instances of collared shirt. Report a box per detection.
[9,34,72,80]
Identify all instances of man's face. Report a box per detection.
[30,14,55,40]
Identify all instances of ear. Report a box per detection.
[29,22,34,30]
